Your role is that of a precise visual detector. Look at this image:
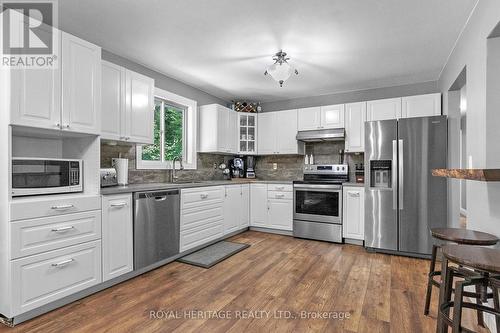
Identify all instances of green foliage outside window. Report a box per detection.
[141,101,184,162]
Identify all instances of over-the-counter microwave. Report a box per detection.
[11,158,83,197]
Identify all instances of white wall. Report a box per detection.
[439,0,500,239]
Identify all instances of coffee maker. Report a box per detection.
[230,158,245,178]
[246,156,255,178]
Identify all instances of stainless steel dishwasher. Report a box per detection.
[134,189,180,270]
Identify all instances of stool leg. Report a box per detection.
[475,283,485,327]
[437,257,452,333]
[492,285,500,331]
[425,244,438,315]
[452,280,465,333]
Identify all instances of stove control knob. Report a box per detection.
[336,166,340,171]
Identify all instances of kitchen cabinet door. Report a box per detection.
[61,32,101,134]
[102,194,133,282]
[124,69,154,144]
[240,184,250,228]
[257,112,276,155]
[401,93,441,118]
[342,187,365,241]
[321,104,345,129]
[366,98,402,121]
[275,109,300,154]
[250,184,268,227]
[345,102,367,153]
[10,67,61,130]
[223,185,241,235]
[101,61,125,140]
[297,107,321,131]
[267,198,293,231]
[227,110,238,153]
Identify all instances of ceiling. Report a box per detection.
[59,0,478,102]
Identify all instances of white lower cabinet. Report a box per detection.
[240,184,250,228]
[250,183,293,231]
[102,194,133,282]
[223,185,242,234]
[11,240,102,316]
[342,186,365,241]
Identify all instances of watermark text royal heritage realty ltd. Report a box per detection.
[149,309,352,321]
[0,0,59,68]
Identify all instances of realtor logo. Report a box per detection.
[1,0,58,68]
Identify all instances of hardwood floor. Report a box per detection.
[0,231,489,333]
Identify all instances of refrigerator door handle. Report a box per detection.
[392,140,398,210]
[398,139,404,210]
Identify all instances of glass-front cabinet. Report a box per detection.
[238,113,257,154]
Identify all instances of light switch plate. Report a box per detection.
[272,163,278,170]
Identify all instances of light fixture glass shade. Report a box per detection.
[267,61,293,82]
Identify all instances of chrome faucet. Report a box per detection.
[171,156,184,182]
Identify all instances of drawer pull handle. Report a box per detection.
[276,186,285,190]
[51,258,75,268]
[51,226,75,233]
[111,202,128,207]
[275,194,285,198]
[348,193,360,197]
[51,204,74,210]
[200,194,208,199]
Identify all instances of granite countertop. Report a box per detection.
[100,179,296,195]
[432,168,500,181]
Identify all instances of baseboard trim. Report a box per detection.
[249,226,293,236]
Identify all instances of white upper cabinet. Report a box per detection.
[257,112,275,155]
[61,32,101,134]
[298,104,344,130]
[345,102,367,153]
[101,62,154,144]
[101,61,124,140]
[320,104,345,129]
[342,186,365,241]
[366,98,402,121]
[401,93,441,118]
[10,66,61,130]
[198,104,238,154]
[124,70,154,144]
[258,110,304,155]
[10,32,101,135]
[238,113,257,155]
[297,106,321,131]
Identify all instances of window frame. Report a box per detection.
[136,87,197,170]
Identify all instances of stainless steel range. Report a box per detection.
[293,164,348,243]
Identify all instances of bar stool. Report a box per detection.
[424,228,499,320]
[437,244,500,333]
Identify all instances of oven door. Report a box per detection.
[293,184,342,224]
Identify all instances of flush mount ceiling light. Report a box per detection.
[264,50,299,87]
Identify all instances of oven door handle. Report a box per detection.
[293,184,342,190]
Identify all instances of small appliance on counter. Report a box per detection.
[229,158,245,178]
[11,158,83,197]
[246,156,256,178]
[100,168,118,187]
[355,163,364,183]
[112,157,129,185]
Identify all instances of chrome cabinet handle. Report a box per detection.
[51,258,74,268]
[110,202,128,207]
[276,186,285,190]
[51,226,75,233]
[55,123,61,128]
[348,192,360,197]
[392,140,398,210]
[200,194,208,199]
[275,194,285,198]
[51,204,74,210]
[65,124,70,128]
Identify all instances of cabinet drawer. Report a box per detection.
[10,195,101,221]
[181,205,223,232]
[11,240,102,316]
[180,220,224,252]
[267,191,293,200]
[11,210,101,259]
[267,184,292,192]
[181,186,224,210]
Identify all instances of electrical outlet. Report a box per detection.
[213,163,218,169]
[273,163,278,170]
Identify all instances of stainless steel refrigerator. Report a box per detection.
[364,115,447,257]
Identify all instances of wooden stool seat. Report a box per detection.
[437,245,500,333]
[431,228,499,245]
[442,244,500,274]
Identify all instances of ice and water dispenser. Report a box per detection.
[369,160,392,188]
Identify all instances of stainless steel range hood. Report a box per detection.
[296,128,345,142]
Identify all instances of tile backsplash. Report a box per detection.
[101,141,363,183]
